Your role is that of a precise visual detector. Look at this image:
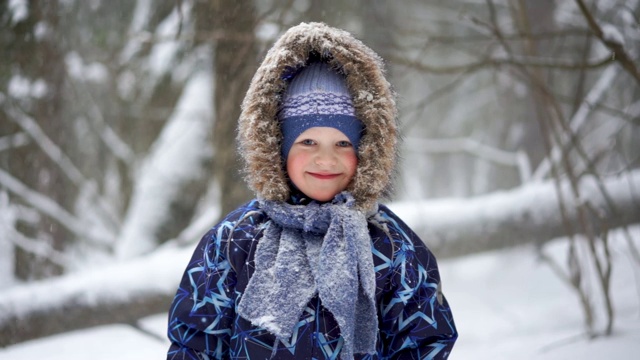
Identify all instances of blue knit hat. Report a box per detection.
[279,62,363,159]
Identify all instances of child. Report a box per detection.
[167,22,457,360]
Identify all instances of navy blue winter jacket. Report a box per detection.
[167,200,457,359]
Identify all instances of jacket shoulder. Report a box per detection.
[370,204,440,271]
[196,200,268,266]
[214,199,268,238]
[372,204,424,247]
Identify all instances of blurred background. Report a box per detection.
[1,0,639,358]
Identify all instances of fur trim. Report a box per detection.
[237,22,398,211]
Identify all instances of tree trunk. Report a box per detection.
[0,1,70,280]
[203,0,256,217]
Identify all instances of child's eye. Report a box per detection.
[336,140,352,148]
[300,139,315,146]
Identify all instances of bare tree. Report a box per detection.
[385,0,639,337]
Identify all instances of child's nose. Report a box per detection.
[314,148,337,166]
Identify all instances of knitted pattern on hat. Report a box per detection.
[279,62,362,159]
[280,62,356,118]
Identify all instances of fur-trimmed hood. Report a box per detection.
[237,22,398,211]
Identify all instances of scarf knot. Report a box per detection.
[300,192,354,233]
[237,192,378,360]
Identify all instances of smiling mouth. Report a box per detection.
[308,172,340,180]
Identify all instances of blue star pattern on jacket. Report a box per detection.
[167,200,457,359]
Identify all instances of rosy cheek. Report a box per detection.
[344,153,358,177]
[286,152,307,177]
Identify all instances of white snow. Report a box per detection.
[601,23,625,46]
[8,0,27,24]
[116,69,137,99]
[256,22,280,43]
[33,21,50,40]
[0,321,169,360]
[2,230,638,359]
[445,234,640,360]
[7,75,31,98]
[7,75,48,99]
[0,191,17,289]
[65,52,109,83]
[29,79,47,99]
[147,2,192,77]
[129,0,153,35]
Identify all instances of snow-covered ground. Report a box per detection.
[443,238,640,360]
[1,237,639,359]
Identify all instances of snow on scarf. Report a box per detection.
[237,192,378,360]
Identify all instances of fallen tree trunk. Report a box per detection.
[390,170,640,258]
[0,244,192,347]
[1,171,639,347]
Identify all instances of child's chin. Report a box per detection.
[306,191,339,202]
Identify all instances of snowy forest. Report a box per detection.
[1,0,640,358]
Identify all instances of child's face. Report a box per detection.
[286,127,358,202]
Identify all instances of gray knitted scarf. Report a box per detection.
[237,192,378,360]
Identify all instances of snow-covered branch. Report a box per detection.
[405,137,519,166]
[0,133,29,153]
[404,137,532,182]
[6,230,71,268]
[114,69,213,259]
[574,0,640,84]
[0,244,192,347]
[84,95,136,165]
[390,170,640,258]
[389,52,613,75]
[6,106,121,231]
[533,65,620,180]
[0,168,113,247]
[7,106,86,187]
